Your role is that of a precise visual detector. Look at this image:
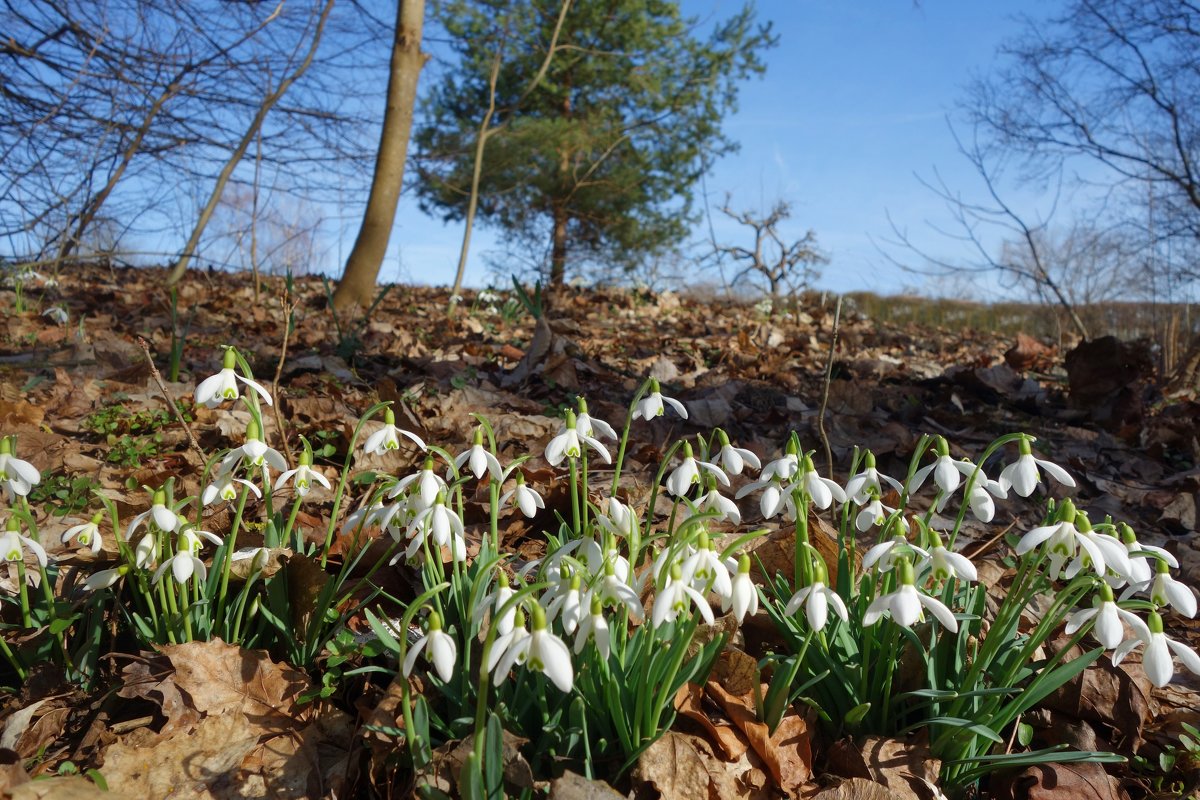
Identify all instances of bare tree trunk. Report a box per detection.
[167,0,332,286]
[332,0,428,312]
[550,204,569,287]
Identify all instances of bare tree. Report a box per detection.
[332,0,428,312]
[715,199,827,300]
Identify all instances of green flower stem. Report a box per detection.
[284,496,302,552]
[179,586,194,642]
[609,380,653,495]
[568,458,582,536]
[319,400,391,567]
[15,560,31,628]
[488,480,500,554]
[156,579,178,645]
[0,633,26,681]
[215,484,252,629]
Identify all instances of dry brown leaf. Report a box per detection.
[118,653,201,735]
[809,777,910,800]
[549,770,628,800]
[713,644,760,697]
[632,730,739,800]
[707,681,814,797]
[990,762,1127,800]
[826,736,940,800]
[674,683,747,760]
[10,776,128,800]
[163,639,308,727]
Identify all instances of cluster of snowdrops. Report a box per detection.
[1,345,1197,793]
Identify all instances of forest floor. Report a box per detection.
[0,263,1198,800]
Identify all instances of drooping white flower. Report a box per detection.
[844,452,903,505]
[632,378,688,421]
[218,419,287,479]
[488,607,531,678]
[453,428,504,482]
[363,407,427,456]
[1016,501,1131,581]
[907,438,976,498]
[402,612,457,683]
[125,488,181,540]
[153,526,221,585]
[697,482,741,525]
[545,411,611,466]
[760,445,801,483]
[735,476,788,519]
[652,563,715,627]
[132,532,158,569]
[575,397,617,441]
[1,519,48,567]
[666,442,729,497]
[855,495,898,532]
[722,554,760,624]
[389,456,448,511]
[596,497,639,542]
[84,566,126,592]
[0,436,41,500]
[1117,523,1180,587]
[273,447,331,498]
[62,512,106,555]
[201,473,261,507]
[784,563,848,632]
[403,496,467,562]
[862,525,930,574]
[545,569,585,634]
[498,471,545,518]
[475,571,517,637]
[194,347,273,408]
[792,454,847,510]
[1122,559,1198,619]
[920,529,978,583]
[965,475,1008,523]
[1113,611,1200,688]
[713,430,760,476]
[1065,583,1148,649]
[864,559,958,631]
[998,436,1076,497]
[493,604,574,692]
[680,530,732,600]
[593,559,644,622]
[574,595,612,658]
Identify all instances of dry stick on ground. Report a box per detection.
[136,337,205,464]
[270,293,296,464]
[817,296,842,478]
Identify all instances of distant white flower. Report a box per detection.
[42,305,68,325]
[723,556,759,624]
[714,430,760,476]
[1,521,48,567]
[666,443,729,497]
[575,397,617,440]
[545,569,585,634]
[153,527,221,585]
[402,612,457,683]
[62,512,105,555]
[499,472,545,518]
[1122,560,1197,619]
[632,378,688,421]
[760,449,800,483]
[593,560,644,622]
[792,454,847,510]
[1117,523,1179,587]
[1113,611,1200,688]
[194,347,273,408]
[921,529,978,583]
[862,527,930,573]
[596,497,639,541]
[403,498,466,562]
[475,572,516,636]
[844,452,903,505]
[855,496,897,532]
[219,419,286,478]
[697,485,741,525]
[274,449,331,498]
[652,564,714,627]
[453,428,503,481]
[735,476,788,519]
[202,473,261,506]
[864,560,958,631]
[363,407,427,455]
[545,411,611,466]
[907,439,976,498]
[574,596,611,659]
[493,605,574,692]
[680,531,732,600]
[998,436,1075,497]
[1066,584,1148,649]
[389,457,448,510]
[0,436,41,500]
[125,488,181,540]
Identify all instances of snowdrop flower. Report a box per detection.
[1066,583,1148,649]
[42,305,68,325]
[633,378,688,421]
[792,454,847,510]
[855,493,897,532]
[966,476,1008,523]
[1016,501,1131,581]
[784,562,848,632]
[680,530,732,600]
[760,442,801,483]
[596,497,639,542]
[453,428,503,481]
[998,436,1076,497]
[735,475,788,519]
[487,607,530,677]
[125,488,181,540]
[864,559,958,631]
[402,611,457,683]
[274,446,331,498]
[390,456,448,510]
[202,473,261,506]
[575,397,617,440]
[697,479,741,525]
[133,532,158,569]
[363,407,427,456]
[1123,559,1198,618]
[844,452,903,505]
[594,558,644,621]
[1113,611,1200,688]
[862,523,930,574]
[1117,523,1179,587]
[666,442,729,497]
[1,518,47,567]
[722,554,760,624]
[493,604,574,692]
[713,430,760,476]
[0,436,40,500]
[84,565,126,592]
[403,495,467,562]
[194,347,273,408]
[921,528,978,583]
[499,471,545,518]
[475,571,517,636]
[574,595,611,658]
[545,411,611,466]
[219,419,287,478]
[230,546,272,574]
[545,570,585,634]
[652,563,714,627]
[153,526,221,585]
[62,512,106,555]
[907,438,977,498]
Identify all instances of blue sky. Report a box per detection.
[378,0,1066,296]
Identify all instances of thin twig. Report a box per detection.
[817,296,842,477]
[271,292,296,464]
[136,336,205,464]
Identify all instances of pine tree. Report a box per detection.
[415,0,774,286]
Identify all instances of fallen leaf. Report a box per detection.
[10,776,125,800]
[809,777,910,800]
[632,730,740,800]
[674,683,747,760]
[162,639,308,728]
[990,762,1127,800]
[707,681,814,797]
[826,736,940,800]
